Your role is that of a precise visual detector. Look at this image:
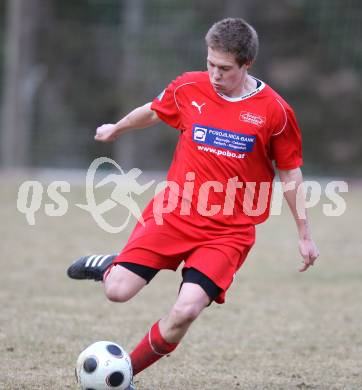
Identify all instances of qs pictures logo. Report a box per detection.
[76,158,154,233]
[16,157,155,233]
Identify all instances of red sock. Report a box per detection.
[130,320,178,375]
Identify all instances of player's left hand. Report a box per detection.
[298,238,319,272]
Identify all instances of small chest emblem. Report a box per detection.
[239,111,265,127]
[191,101,206,114]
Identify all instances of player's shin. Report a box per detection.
[130,320,178,375]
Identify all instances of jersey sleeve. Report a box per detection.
[269,100,303,170]
[151,75,185,130]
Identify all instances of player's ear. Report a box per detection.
[245,61,252,69]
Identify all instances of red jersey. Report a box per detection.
[150,71,302,227]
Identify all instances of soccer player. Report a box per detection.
[68,18,319,388]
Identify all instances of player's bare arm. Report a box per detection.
[278,167,320,272]
[95,102,161,142]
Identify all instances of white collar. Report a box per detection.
[217,78,265,102]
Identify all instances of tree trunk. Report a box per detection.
[113,0,145,169]
[1,0,41,168]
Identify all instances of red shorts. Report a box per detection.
[114,202,255,304]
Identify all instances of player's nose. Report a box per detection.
[213,71,222,81]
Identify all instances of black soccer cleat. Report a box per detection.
[67,254,116,281]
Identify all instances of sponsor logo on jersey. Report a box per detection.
[192,124,256,153]
[239,111,265,127]
[194,126,208,141]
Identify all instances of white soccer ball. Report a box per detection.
[76,341,133,390]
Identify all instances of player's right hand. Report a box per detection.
[94,124,119,142]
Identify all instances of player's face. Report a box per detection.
[207,47,249,98]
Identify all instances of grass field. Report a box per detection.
[1,174,361,389]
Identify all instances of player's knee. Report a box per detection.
[104,281,133,303]
[171,301,203,325]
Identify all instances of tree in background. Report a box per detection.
[0,0,361,175]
